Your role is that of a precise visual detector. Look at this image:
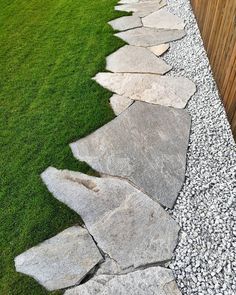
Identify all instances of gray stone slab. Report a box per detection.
[115,0,167,17]
[64,267,182,295]
[14,226,103,291]
[69,102,191,208]
[93,72,196,108]
[110,94,133,115]
[148,43,170,56]
[115,27,186,47]
[142,8,185,30]
[106,45,172,74]
[41,167,180,270]
[108,16,142,31]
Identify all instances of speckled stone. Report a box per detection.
[64,267,182,295]
[115,27,186,47]
[41,167,180,270]
[14,226,103,291]
[108,16,142,31]
[70,102,191,208]
[106,45,172,74]
[93,72,196,108]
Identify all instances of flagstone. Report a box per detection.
[93,72,196,108]
[115,27,186,47]
[70,102,191,208]
[106,45,172,74]
[148,43,170,56]
[108,16,142,31]
[109,94,133,115]
[64,267,182,295]
[14,226,103,291]
[115,0,167,17]
[41,167,180,270]
[142,8,185,30]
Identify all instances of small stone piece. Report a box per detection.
[14,226,103,291]
[115,27,186,47]
[41,167,180,270]
[109,94,133,115]
[106,45,172,74]
[142,8,185,30]
[115,0,167,17]
[118,0,139,4]
[93,72,196,108]
[70,102,191,208]
[108,16,142,31]
[148,43,170,56]
[64,267,182,295]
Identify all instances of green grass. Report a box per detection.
[0,0,126,294]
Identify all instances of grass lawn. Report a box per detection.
[0,0,126,294]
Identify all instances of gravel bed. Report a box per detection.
[162,1,236,294]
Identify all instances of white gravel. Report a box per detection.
[162,0,236,294]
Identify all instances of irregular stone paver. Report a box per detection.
[142,8,185,30]
[148,43,170,56]
[41,167,180,270]
[69,102,191,208]
[115,0,167,17]
[106,45,172,74]
[108,16,142,31]
[64,267,182,295]
[110,94,133,115]
[14,226,103,291]
[115,27,186,47]
[93,72,196,108]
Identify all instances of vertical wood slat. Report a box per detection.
[191,0,236,140]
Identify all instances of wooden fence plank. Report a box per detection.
[191,0,236,140]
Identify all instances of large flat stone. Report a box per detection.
[110,94,133,115]
[14,226,103,291]
[115,0,167,17]
[108,16,142,31]
[41,167,180,270]
[148,43,170,56]
[93,72,196,108]
[70,102,191,208]
[106,45,172,74]
[115,27,186,46]
[142,8,185,30]
[64,267,182,295]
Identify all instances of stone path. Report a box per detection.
[14,1,197,294]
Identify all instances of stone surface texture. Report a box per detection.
[115,0,167,17]
[148,43,170,56]
[70,102,191,208]
[142,8,185,30]
[109,94,133,115]
[14,226,103,291]
[106,45,172,74]
[108,16,142,31]
[93,72,196,108]
[41,167,180,271]
[64,267,182,295]
[115,27,186,46]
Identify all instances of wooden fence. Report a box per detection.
[191,0,236,139]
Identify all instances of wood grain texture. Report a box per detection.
[191,0,236,139]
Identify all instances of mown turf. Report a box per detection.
[0,0,126,294]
